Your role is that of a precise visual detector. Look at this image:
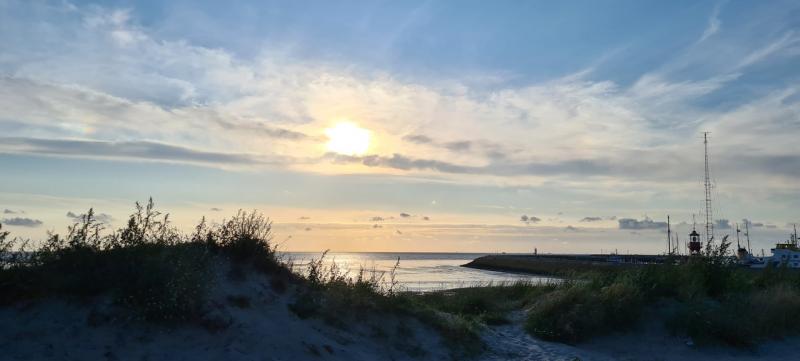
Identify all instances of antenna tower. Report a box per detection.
[703,132,714,244]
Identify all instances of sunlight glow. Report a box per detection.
[325,122,371,156]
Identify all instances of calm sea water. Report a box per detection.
[281,252,559,292]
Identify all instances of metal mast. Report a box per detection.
[745,221,751,254]
[703,132,714,244]
[667,215,671,255]
[736,223,741,249]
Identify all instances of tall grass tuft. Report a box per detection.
[0,199,282,322]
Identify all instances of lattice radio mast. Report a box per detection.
[704,132,714,244]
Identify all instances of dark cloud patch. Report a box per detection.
[2,137,264,166]
[396,229,403,235]
[618,217,667,230]
[304,227,312,231]
[2,217,42,227]
[67,211,113,223]
[766,224,778,229]
[564,225,580,232]
[402,134,433,144]
[210,207,223,212]
[485,150,507,160]
[3,209,18,214]
[422,216,430,221]
[359,154,476,174]
[370,216,384,222]
[215,119,312,141]
[580,217,603,222]
[399,213,411,218]
[443,141,472,151]
[298,216,310,220]
[373,224,382,228]
[520,215,541,224]
[607,216,617,220]
[402,134,509,157]
[741,154,800,179]
[333,152,621,178]
[714,219,732,230]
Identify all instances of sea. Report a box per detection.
[281,252,559,292]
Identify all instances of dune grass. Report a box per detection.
[0,200,284,322]
[285,251,485,357]
[403,239,800,349]
[520,250,800,347]
[4,203,800,355]
[459,243,800,348]
[0,200,483,358]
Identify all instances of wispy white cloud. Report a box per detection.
[738,31,800,68]
[0,1,799,232]
[698,3,723,43]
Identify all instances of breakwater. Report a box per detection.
[463,254,674,276]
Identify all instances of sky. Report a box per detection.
[1,0,799,253]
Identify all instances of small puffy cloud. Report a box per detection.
[304,227,312,231]
[399,213,411,218]
[370,216,384,222]
[714,219,732,230]
[67,211,114,223]
[2,217,43,227]
[618,217,667,230]
[422,216,430,221]
[210,207,223,212]
[580,217,603,222]
[520,215,541,223]
[564,225,580,232]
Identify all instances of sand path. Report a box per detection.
[480,311,613,361]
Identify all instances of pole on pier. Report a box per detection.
[667,215,671,256]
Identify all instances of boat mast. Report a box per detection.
[745,221,751,254]
[667,215,671,255]
[736,223,741,250]
[703,132,714,245]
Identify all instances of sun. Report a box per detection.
[325,122,371,156]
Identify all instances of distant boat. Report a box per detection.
[749,225,800,269]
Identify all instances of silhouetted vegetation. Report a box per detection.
[0,200,479,358]
[287,251,483,357]
[0,199,282,322]
[405,237,800,349]
[4,204,798,355]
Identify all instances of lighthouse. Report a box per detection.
[688,229,702,255]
